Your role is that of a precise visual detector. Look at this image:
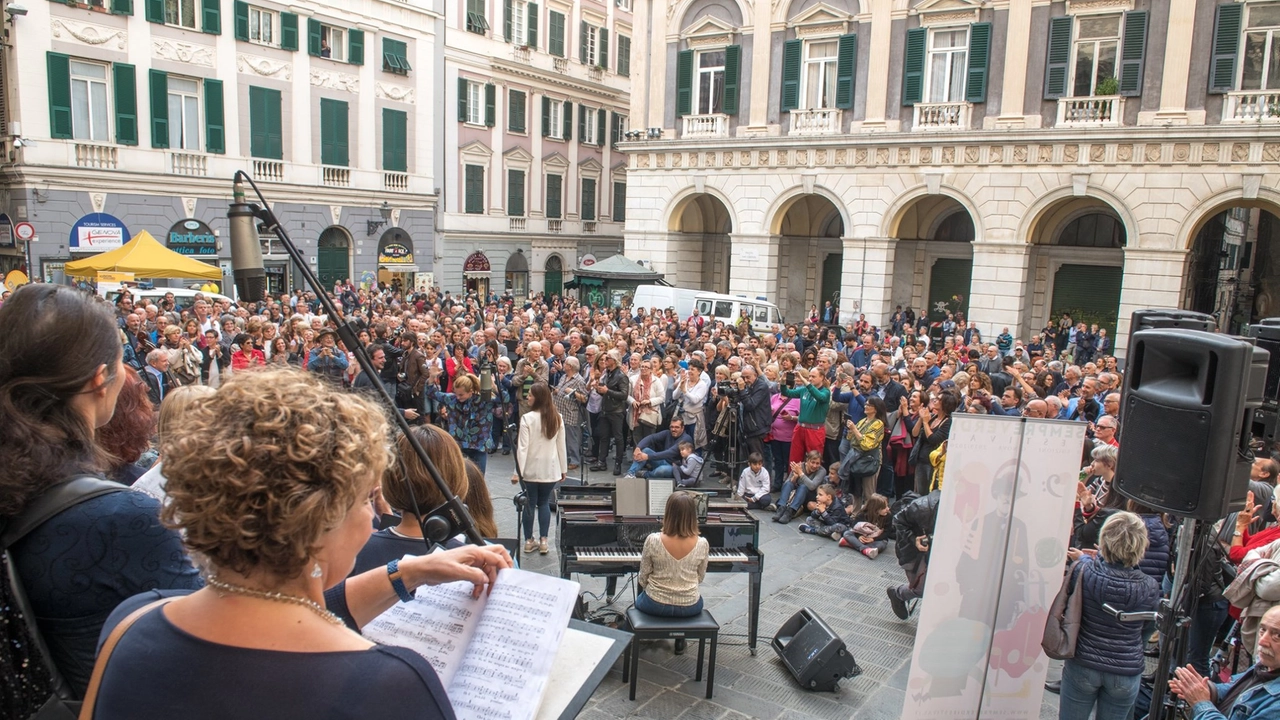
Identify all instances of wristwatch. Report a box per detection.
[387,559,414,603]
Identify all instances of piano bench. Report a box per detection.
[621,608,719,700]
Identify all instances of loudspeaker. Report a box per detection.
[771,608,860,691]
[1244,318,1280,405]
[1129,309,1217,333]
[1115,327,1267,520]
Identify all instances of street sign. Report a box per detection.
[14,222,35,241]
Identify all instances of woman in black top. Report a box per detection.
[912,389,958,496]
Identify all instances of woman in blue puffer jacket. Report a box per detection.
[1058,511,1162,720]
[1129,501,1172,585]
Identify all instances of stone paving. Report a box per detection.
[480,454,1061,720]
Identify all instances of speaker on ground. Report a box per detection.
[771,608,860,692]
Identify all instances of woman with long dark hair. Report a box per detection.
[0,285,201,713]
[514,382,567,554]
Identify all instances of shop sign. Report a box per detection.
[463,251,491,273]
[69,213,129,252]
[378,242,414,264]
[0,214,13,248]
[167,219,218,257]
[580,253,597,267]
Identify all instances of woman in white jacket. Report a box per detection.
[514,382,568,554]
[628,359,666,443]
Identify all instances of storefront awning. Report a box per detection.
[464,271,490,278]
[563,276,604,289]
[380,264,419,272]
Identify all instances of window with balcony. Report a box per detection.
[1044,12,1143,125]
[905,23,988,129]
[506,0,537,47]
[580,22,607,67]
[546,174,563,219]
[677,45,740,136]
[802,40,838,109]
[71,60,111,142]
[1241,5,1280,90]
[165,0,198,29]
[927,28,968,102]
[1070,15,1120,97]
[167,76,200,150]
[781,34,851,132]
[507,168,526,217]
[695,50,726,115]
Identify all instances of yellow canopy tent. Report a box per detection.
[64,230,222,281]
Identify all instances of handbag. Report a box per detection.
[838,445,881,481]
[1041,561,1086,660]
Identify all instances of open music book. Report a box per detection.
[363,566,585,720]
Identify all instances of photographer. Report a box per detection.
[305,328,348,385]
[737,365,774,460]
[886,489,941,619]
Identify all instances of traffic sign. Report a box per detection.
[14,222,35,241]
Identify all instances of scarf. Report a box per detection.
[1218,663,1280,712]
[632,372,652,427]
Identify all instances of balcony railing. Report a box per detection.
[1057,96,1124,126]
[681,114,729,138]
[554,57,568,73]
[384,172,409,191]
[253,160,284,182]
[75,143,117,169]
[588,65,603,81]
[509,217,527,231]
[789,108,842,136]
[548,219,562,233]
[1223,91,1280,122]
[322,166,351,187]
[582,220,597,233]
[169,152,207,176]
[913,102,971,130]
[512,44,531,63]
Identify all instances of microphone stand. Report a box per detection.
[231,170,484,549]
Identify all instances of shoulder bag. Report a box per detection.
[1041,560,1085,660]
[75,597,175,720]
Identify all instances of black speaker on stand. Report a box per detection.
[1244,318,1280,448]
[771,608,860,691]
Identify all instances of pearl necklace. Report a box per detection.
[206,576,346,627]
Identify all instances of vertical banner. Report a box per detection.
[901,415,1084,720]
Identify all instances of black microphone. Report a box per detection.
[228,178,267,303]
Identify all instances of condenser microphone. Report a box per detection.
[228,178,267,302]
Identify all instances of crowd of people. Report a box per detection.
[3,277,1280,720]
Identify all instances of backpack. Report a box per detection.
[1,477,125,720]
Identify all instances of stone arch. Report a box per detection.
[1018,185,1139,250]
[1177,185,1280,251]
[317,225,353,288]
[765,184,852,237]
[881,184,985,241]
[664,187,735,293]
[1179,187,1280,331]
[663,185,738,234]
[676,0,748,30]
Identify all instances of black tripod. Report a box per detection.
[709,401,744,483]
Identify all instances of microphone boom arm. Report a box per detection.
[230,170,485,549]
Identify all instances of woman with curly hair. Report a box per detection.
[88,368,511,719]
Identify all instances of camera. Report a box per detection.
[786,370,796,387]
[716,381,733,395]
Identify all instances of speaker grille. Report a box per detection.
[1116,396,1209,513]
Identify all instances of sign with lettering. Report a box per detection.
[463,251,491,273]
[378,242,413,264]
[167,219,218,257]
[69,213,129,251]
[0,214,13,248]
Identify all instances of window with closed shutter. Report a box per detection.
[383,108,407,172]
[546,174,562,218]
[508,169,526,216]
[581,178,597,221]
[464,165,485,214]
[249,85,283,159]
[509,89,526,132]
[319,97,349,166]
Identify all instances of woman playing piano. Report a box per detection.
[637,491,709,652]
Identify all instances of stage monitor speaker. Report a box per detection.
[771,608,860,692]
[1129,309,1217,333]
[1116,328,1266,520]
[1244,318,1280,405]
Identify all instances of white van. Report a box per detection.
[632,284,702,318]
[693,293,784,334]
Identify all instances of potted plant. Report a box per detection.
[1095,77,1120,96]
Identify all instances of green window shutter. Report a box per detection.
[484,83,495,126]
[599,28,608,68]
[383,108,407,171]
[320,98,349,166]
[1043,16,1073,99]
[966,22,991,103]
[610,111,620,145]
[113,63,138,145]
[383,39,406,74]
[676,49,693,116]
[464,165,484,214]
[234,0,248,40]
[562,99,572,139]
[503,0,512,42]
[47,53,73,140]
[201,0,220,34]
[781,39,801,111]
[1118,11,1147,97]
[834,34,857,109]
[145,0,163,23]
[723,44,741,114]
[546,175,562,219]
[265,88,282,158]
[508,169,525,216]
[577,103,586,140]
[149,69,169,148]
[348,29,364,65]
[596,108,605,144]
[204,78,225,153]
[527,4,538,47]
[249,86,268,157]
[308,19,322,56]
[549,11,564,56]
[579,21,588,63]
[618,35,630,76]
[281,13,298,50]
[509,90,526,132]
[613,181,626,222]
[902,27,926,105]
[110,0,132,15]
[458,78,469,122]
[581,178,596,221]
[541,96,551,136]
[1210,3,1242,94]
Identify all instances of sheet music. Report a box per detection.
[448,568,580,720]
[362,574,487,688]
[647,479,674,516]
[534,628,617,720]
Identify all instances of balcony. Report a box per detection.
[588,65,603,81]
[912,102,971,131]
[1223,91,1280,122]
[681,114,729,139]
[583,220,597,233]
[554,57,568,73]
[75,143,117,169]
[169,152,207,176]
[788,108,842,136]
[548,219,563,233]
[512,44,531,63]
[253,159,284,182]
[322,166,351,187]
[509,217,527,231]
[1057,96,1124,126]
[384,172,409,191]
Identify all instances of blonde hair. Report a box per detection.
[157,385,215,437]
[1098,511,1150,568]
[453,374,478,394]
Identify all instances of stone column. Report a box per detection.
[625,229,679,282]
[838,237,897,327]
[728,233,780,301]
[747,0,773,131]
[647,0,669,132]
[967,242,1032,340]
[1148,0,1201,125]
[994,0,1033,127]
[860,0,894,130]
[1114,247,1190,359]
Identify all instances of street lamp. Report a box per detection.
[366,201,392,235]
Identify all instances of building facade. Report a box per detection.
[438,0,630,299]
[2,0,440,294]
[622,0,1280,353]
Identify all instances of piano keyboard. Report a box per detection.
[570,547,753,563]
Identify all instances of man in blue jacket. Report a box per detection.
[623,418,692,478]
[1169,603,1280,720]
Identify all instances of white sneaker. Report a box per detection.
[622,474,636,479]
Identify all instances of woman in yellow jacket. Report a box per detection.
[844,396,887,502]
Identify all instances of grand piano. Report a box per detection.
[556,486,764,654]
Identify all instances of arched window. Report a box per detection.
[1056,213,1125,248]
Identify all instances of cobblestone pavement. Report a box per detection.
[480,454,1061,720]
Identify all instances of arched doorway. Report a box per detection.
[463,251,491,297]
[1025,199,1126,341]
[376,228,416,291]
[774,194,844,323]
[1186,205,1280,334]
[505,249,529,299]
[889,197,975,328]
[667,193,731,292]
[544,255,564,297]
[317,227,351,289]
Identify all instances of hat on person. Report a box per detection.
[316,328,337,342]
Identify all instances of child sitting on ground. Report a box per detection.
[736,451,773,510]
[672,441,705,488]
[837,493,893,559]
[799,484,848,536]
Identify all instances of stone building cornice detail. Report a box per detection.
[51,18,127,51]
[489,59,628,101]
[153,38,216,67]
[237,53,292,81]
[310,68,359,93]
[375,82,415,104]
